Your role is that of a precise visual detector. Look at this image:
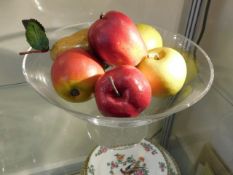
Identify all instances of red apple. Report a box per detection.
[51,48,104,102]
[88,11,147,66]
[95,65,151,117]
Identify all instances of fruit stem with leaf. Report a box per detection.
[19,49,49,55]
[19,19,49,55]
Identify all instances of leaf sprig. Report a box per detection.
[19,19,49,55]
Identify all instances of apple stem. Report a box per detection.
[147,52,160,60]
[108,76,121,97]
[19,49,49,55]
[100,12,105,19]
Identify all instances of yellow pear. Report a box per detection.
[50,28,89,60]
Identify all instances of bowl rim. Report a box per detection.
[22,22,214,128]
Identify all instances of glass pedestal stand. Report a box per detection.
[22,23,214,175]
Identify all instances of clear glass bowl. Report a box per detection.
[22,23,214,128]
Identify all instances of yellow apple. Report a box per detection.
[138,47,187,96]
[136,23,163,51]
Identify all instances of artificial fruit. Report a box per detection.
[136,23,163,51]
[51,48,104,102]
[50,28,89,60]
[95,65,152,117]
[138,47,187,96]
[88,11,147,66]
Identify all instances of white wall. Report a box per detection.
[0,0,186,174]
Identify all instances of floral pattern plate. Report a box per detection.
[159,146,181,175]
[85,139,168,175]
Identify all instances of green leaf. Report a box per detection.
[22,19,49,51]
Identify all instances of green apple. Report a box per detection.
[136,23,163,51]
[138,47,187,96]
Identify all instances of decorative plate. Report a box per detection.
[84,139,168,175]
[158,145,181,175]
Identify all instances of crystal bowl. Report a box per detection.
[22,22,214,128]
